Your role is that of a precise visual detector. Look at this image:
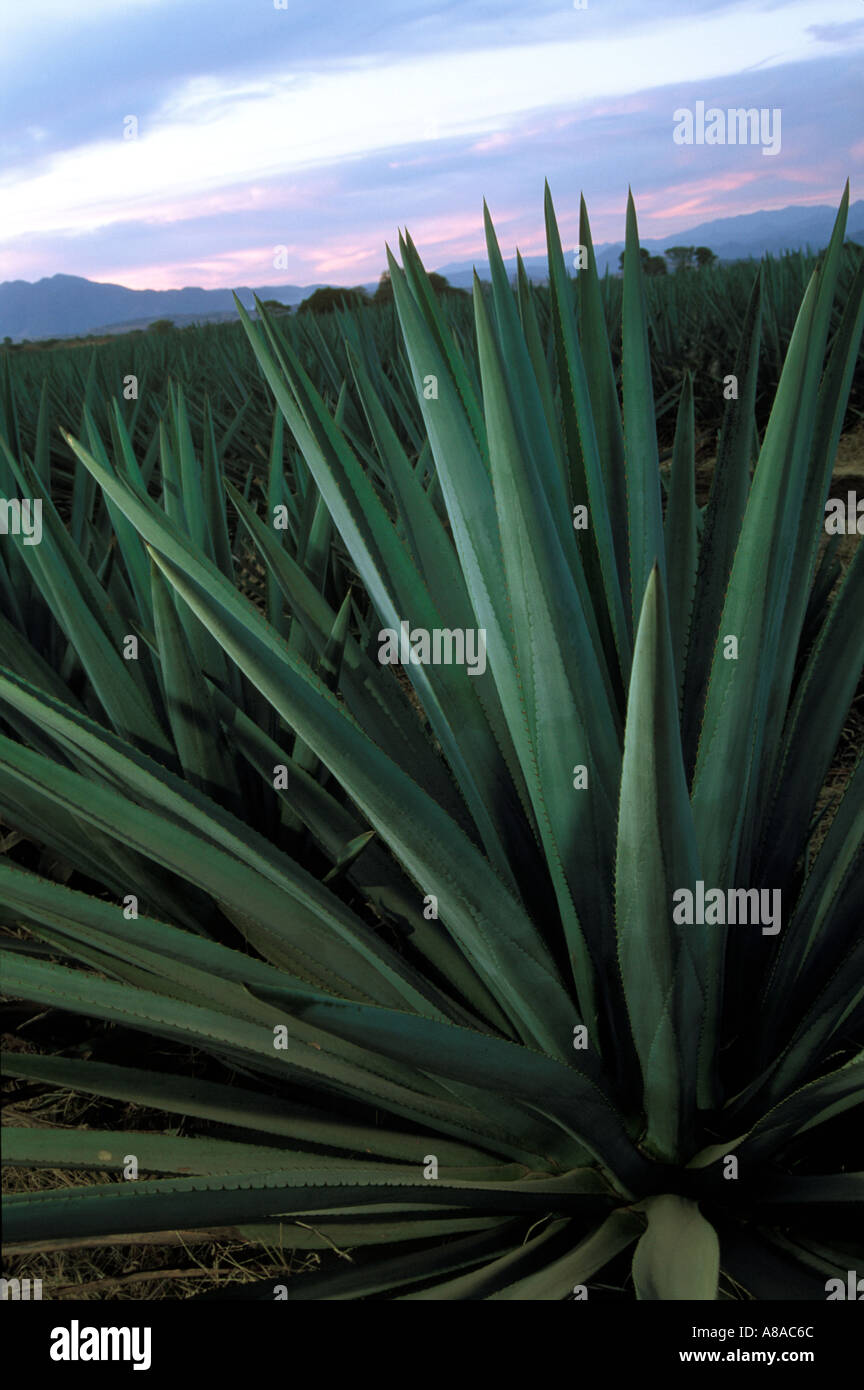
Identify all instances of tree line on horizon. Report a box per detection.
[619,244,719,277]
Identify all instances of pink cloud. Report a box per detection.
[312,245,382,277]
[631,174,764,232]
[95,246,312,290]
[471,132,516,155]
[310,211,492,280]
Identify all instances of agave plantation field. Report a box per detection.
[0,187,862,1301]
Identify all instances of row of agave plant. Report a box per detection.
[5,240,860,486]
[0,185,861,1299]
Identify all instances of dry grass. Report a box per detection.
[1,1047,333,1299]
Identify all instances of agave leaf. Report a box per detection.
[401,1217,572,1300]
[228,477,469,818]
[544,183,631,677]
[208,683,513,1034]
[1,1053,500,1166]
[5,1213,510,1258]
[757,186,858,803]
[0,442,172,759]
[663,373,697,702]
[719,1226,841,1300]
[481,206,567,549]
[712,1055,864,1169]
[405,1210,642,1301]
[322,829,376,884]
[632,1194,720,1300]
[759,478,864,886]
[201,398,235,582]
[0,1129,320,1175]
[3,1164,621,1244]
[345,332,529,811]
[239,297,530,894]
[575,194,629,588]
[344,340,536,835]
[222,1223,523,1300]
[754,753,864,1082]
[488,1208,644,1300]
[681,268,761,772]
[0,746,207,934]
[170,383,207,553]
[692,191,850,891]
[0,862,357,1026]
[383,249,539,809]
[232,1214,507,1254]
[762,1232,864,1280]
[755,936,864,1105]
[689,218,848,1107]
[621,190,667,626]
[3,1127,521,1187]
[516,252,566,491]
[474,270,624,1036]
[150,559,242,806]
[0,543,26,633]
[1,955,567,1165]
[0,610,84,710]
[154,544,576,1055]
[754,1172,863,1210]
[398,228,487,460]
[615,566,703,1161]
[483,203,617,698]
[317,588,351,691]
[40,444,574,1055]
[272,996,654,1194]
[0,683,457,1015]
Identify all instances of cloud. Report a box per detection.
[808,18,864,41]
[2,0,862,287]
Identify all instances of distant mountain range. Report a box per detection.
[0,279,325,344]
[3,200,862,342]
[436,199,864,288]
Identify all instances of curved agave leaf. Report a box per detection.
[0,675,454,1015]
[632,1194,720,1300]
[621,191,668,626]
[692,1055,864,1175]
[54,435,577,1058]
[1,1129,322,1176]
[0,955,564,1166]
[2,1164,616,1244]
[237,294,530,894]
[615,566,703,1162]
[0,1053,499,1166]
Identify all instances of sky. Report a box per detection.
[2,0,863,290]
